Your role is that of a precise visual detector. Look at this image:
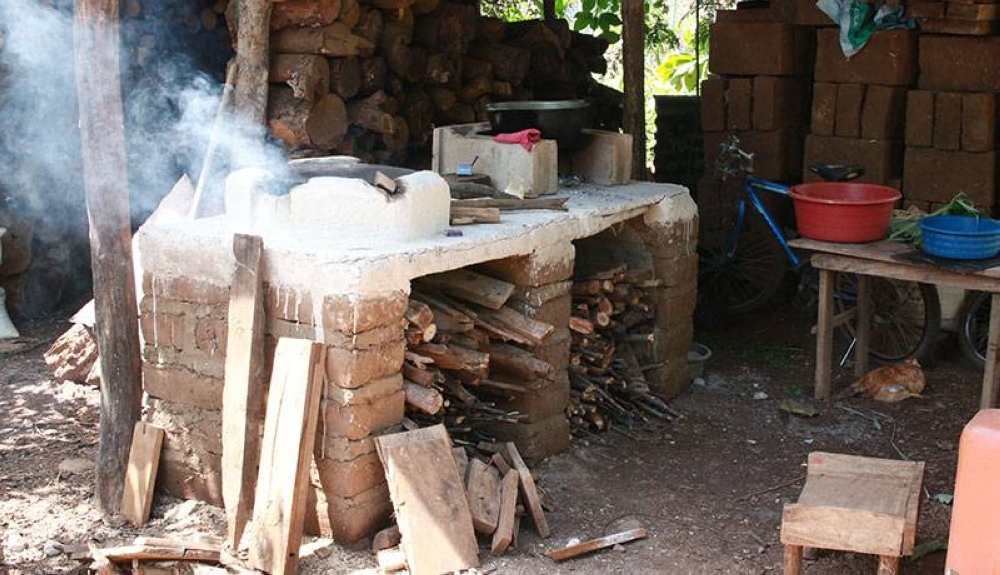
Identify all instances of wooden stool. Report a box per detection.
[780,452,925,575]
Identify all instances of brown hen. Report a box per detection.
[852,358,925,402]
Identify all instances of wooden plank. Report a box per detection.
[466,459,501,535]
[791,237,1000,281]
[222,234,266,548]
[418,269,515,310]
[491,452,511,474]
[983,292,1000,408]
[902,461,925,555]
[815,269,835,399]
[491,469,519,555]
[501,442,549,538]
[784,545,803,575]
[545,528,647,561]
[375,425,479,575]
[120,422,165,526]
[781,505,905,555]
[248,339,325,575]
[96,544,221,564]
[810,252,1000,294]
[452,447,470,482]
[807,452,924,482]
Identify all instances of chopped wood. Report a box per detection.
[268,54,329,100]
[545,527,647,561]
[501,442,550,538]
[248,339,325,575]
[372,171,398,194]
[404,380,444,414]
[372,525,402,553]
[491,469,519,555]
[270,0,341,30]
[376,547,407,572]
[451,197,569,211]
[404,300,435,330]
[402,362,440,387]
[271,22,375,57]
[91,544,221,565]
[44,323,99,385]
[491,452,511,475]
[452,446,470,480]
[120,422,165,527]
[487,341,554,380]
[569,316,594,335]
[414,343,489,376]
[466,458,501,534]
[375,425,479,575]
[418,269,515,311]
[451,206,501,225]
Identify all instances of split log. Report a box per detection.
[402,362,440,386]
[269,54,330,101]
[425,53,456,84]
[404,380,444,414]
[358,56,387,95]
[404,299,434,330]
[353,8,383,44]
[328,57,361,99]
[267,87,348,149]
[270,0,342,30]
[339,0,361,28]
[44,323,100,384]
[488,341,554,380]
[271,22,375,57]
[450,206,500,225]
[417,269,515,310]
[415,343,489,376]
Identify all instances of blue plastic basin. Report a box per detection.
[919,215,1000,260]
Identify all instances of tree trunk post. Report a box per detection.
[233,0,274,159]
[73,0,143,516]
[622,0,646,180]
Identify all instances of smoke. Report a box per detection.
[0,0,284,315]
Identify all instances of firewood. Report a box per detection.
[269,54,330,101]
[440,102,477,124]
[339,0,361,27]
[358,56,387,95]
[413,0,440,14]
[405,299,434,329]
[267,88,348,150]
[466,459,501,535]
[402,362,441,387]
[415,343,489,376]
[353,8,383,43]
[270,0,342,30]
[271,22,375,57]
[569,316,594,335]
[381,118,410,153]
[451,197,568,211]
[44,323,100,384]
[429,87,457,111]
[347,95,397,133]
[459,75,491,102]
[462,57,493,80]
[404,380,444,414]
[380,25,412,78]
[488,341,553,380]
[450,206,501,225]
[417,269,515,310]
[382,6,415,42]
[328,57,361,99]
[478,42,530,84]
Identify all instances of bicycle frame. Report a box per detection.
[724,175,802,269]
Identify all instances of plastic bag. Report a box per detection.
[816,0,914,57]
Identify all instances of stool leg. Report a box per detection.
[877,555,899,575]
[783,544,803,575]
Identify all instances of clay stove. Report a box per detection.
[134,162,698,542]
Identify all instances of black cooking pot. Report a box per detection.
[484,100,592,151]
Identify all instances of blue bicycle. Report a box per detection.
[698,135,941,363]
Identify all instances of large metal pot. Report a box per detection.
[484,99,592,151]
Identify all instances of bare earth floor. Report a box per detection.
[0,301,976,574]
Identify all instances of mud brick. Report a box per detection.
[906,91,935,148]
[306,483,393,542]
[651,357,691,400]
[753,76,808,131]
[920,35,1000,93]
[655,286,697,328]
[265,287,408,336]
[714,8,775,22]
[157,448,223,506]
[319,377,405,441]
[903,148,997,207]
[325,336,405,389]
[533,331,571,371]
[803,135,902,184]
[962,93,998,152]
[834,83,865,138]
[139,311,185,351]
[770,0,834,26]
[476,243,575,287]
[861,85,907,140]
[726,78,753,131]
[143,363,224,410]
[508,281,572,308]
[493,376,570,422]
[314,452,387,500]
[811,82,838,136]
[907,1,946,19]
[652,253,699,289]
[709,22,811,76]
[933,92,963,151]
[815,28,917,86]
[704,129,802,181]
[700,76,727,132]
[143,273,229,305]
[506,294,571,332]
[483,415,570,462]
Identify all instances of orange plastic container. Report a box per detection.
[946,409,1000,575]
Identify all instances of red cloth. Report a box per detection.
[493,128,542,151]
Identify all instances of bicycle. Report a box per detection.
[957,290,991,369]
[698,135,940,364]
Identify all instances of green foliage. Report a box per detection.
[653,16,710,95]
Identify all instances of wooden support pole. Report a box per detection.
[622,0,645,180]
[233,0,273,154]
[73,0,143,516]
[814,269,835,399]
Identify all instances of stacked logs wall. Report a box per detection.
[243,0,620,165]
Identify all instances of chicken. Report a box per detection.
[852,358,926,402]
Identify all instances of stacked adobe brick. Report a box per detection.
[903,35,1000,213]
[804,29,917,188]
[698,0,820,240]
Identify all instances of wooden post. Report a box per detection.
[814,269,835,399]
[73,0,143,516]
[854,275,871,377]
[981,292,1000,408]
[782,544,803,575]
[543,0,556,19]
[622,0,645,180]
[233,0,273,153]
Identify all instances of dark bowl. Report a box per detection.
[484,100,592,151]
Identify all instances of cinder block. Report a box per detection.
[709,22,812,76]
[811,82,838,136]
[861,85,907,140]
[920,35,1000,93]
[803,135,902,184]
[753,76,809,130]
[903,148,997,207]
[963,93,998,152]
[726,78,754,131]
[815,28,917,86]
[701,77,727,132]
[906,91,935,148]
[934,92,963,151]
[835,83,865,138]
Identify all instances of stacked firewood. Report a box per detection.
[398,269,556,452]
[567,265,677,432]
[224,0,618,164]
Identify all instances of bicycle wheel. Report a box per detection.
[698,215,789,315]
[957,290,989,370]
[834,275,941,363]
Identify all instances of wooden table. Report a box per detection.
[789,238,1000,408]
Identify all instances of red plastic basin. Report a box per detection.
[789,183,901,243]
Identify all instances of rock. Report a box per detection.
[58,458,95,475]
[6,533,26,552]
[163,499,201,522]
[613,543,625,552]
[42,540,63,557]
[692,377,706,386]
[752,391,769,400]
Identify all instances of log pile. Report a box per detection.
[566,264,678,433]
[225,1,619,164]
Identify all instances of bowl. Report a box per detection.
[919,215,1000,260]
[484,100,592,150]
[789,182,901,243]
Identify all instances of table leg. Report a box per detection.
[855,274,871,378]
[877,555,900,575]
[783,544,803,575]
[815,269,835,399]
[981,293,1000,408]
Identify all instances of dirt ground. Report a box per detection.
[0,298,979,574]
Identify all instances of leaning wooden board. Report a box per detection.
[248,339,325,575]
[121,422,165,526]
[375,425,479,575]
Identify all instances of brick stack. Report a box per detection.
[903,35,1000,213]
[803,29,917,187]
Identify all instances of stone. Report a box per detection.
[919,35,1000,93]
[325,336,405,389]
[58,458,95,475]
[42,540,63,557]
[709,22,811,76]
[815,28,916,86]
[903,148,997,207]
